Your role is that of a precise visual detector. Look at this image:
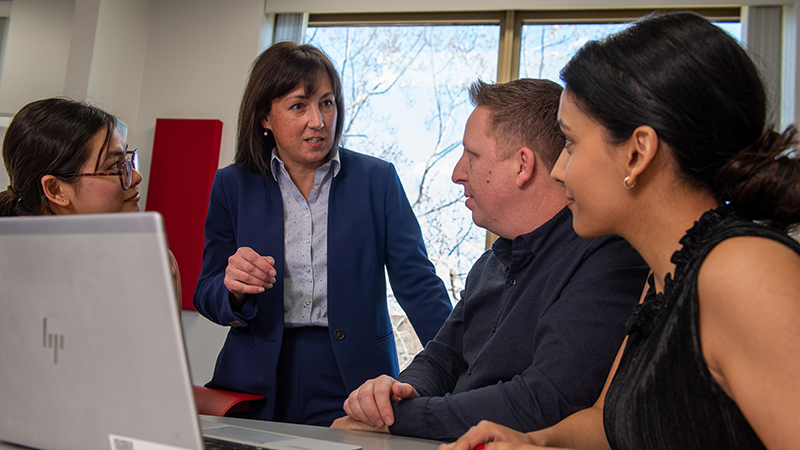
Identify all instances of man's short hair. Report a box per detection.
[468,79,565,170]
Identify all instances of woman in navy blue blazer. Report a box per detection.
[193,42,453,426]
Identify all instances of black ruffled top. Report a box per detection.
[603,206,800,450]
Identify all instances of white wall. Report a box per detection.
[0,116,10,193]
[783,3,800,129]
[84,0,150,130]
[0,0,149,133]
[1,0,798,384]
[181,309,228,384]
[130,0,263,213]
[0,0,75,113]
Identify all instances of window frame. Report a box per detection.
[309,8,741,83]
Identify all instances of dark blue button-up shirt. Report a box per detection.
[391,207,648,440]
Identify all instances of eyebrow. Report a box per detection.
[285,90,335,101]
[557,119,571,131]
[103,144,128,162]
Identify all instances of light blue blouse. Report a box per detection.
[270,149,341,327]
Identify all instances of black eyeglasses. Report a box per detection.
[73,149,138,190]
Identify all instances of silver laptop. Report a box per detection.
[0,212,358,450]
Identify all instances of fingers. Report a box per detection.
[224,247,277,298]
[343,375,399,428]
[330,416,389,433]
[391,382,419,402]
[373,377,401,427]
[438,429,485,450]
[438,421,535,450]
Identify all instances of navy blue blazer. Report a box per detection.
[193,148,452,420]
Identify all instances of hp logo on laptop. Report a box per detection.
[42,318,64,364]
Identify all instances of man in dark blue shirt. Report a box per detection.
[332,79,648,440]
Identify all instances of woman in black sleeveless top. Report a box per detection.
[442,11,800,450]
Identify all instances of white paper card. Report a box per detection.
[108,434,194,450]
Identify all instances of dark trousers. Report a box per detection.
[272,326,348,426]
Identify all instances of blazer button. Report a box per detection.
[333,329,346,340]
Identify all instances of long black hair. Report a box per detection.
[561,11,800,231]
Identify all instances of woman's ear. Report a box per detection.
[624,125,659,186]
[40,175,71,208]
[260,117,270,131]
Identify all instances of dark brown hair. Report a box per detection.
[0,98,117,216]
[468,78,565,171]
[561,11,800,232]
[234,42,345,175]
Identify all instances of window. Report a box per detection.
[306,9,740,368]
[307,22,498,366]
[520,23,630,80]
[307,22,499,297]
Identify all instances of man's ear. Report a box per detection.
[623,125,659,187]
[515,147,536,189]
[40,175,70,207]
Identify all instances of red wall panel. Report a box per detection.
[146,119,222,310]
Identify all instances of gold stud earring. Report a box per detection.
[623,176,636,189]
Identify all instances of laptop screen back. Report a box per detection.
[0,212,203,450]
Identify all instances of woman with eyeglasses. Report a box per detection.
[0,98,180,302]
[193,42,453,426]
[441,11,800,450]
[1,98,140,215]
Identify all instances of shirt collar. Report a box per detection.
[270,148,341,181]
[491,206,573,269]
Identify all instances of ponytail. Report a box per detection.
[713,126,800,232]
[0,190,18,216]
